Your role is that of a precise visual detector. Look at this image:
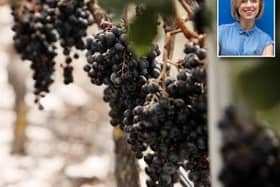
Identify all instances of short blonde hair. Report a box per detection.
[231,0,264,20]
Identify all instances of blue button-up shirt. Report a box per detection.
[219,22,273,56]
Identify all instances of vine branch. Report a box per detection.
[88,0,111,29]
[178,0,193,18]
[157,18,178,83]
[171,0,206,47]
[0,0,11,6]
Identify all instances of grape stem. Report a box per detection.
[120,52,127,76]
[167,60,179,70]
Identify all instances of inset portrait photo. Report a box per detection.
[218,0,275,57]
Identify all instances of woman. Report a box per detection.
[219,0,273,56]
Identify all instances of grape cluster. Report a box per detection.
[11,0,93,106]
[84,26,161,129]
[128,43,209,187]
[12,1,58,106]
[54,0,93,84]
[219,106,280,187]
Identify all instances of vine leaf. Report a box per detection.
[98,0,174,20]
[128,7,158,57]
[237,63,280,110]
[98,0,133,20]
[98,0,175,57]
[140,0,174,17]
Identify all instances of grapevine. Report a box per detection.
[10,0,210,186]
[8,0,280,187]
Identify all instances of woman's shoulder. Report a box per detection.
[219,22,238,33]
[219,22,236,29]
[254,26,272,40]
[253,26,273,49]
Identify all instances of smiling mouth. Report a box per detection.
[244,8,256,12]
[244,10,256,15]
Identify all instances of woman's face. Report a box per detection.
[238,0,260,21]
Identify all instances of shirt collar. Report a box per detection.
[235,21,257,36]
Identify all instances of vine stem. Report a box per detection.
[12,0,27,17]
[88,0,111,29]
[157,0,199,87]
[178,0,193,18]
[153,17,178,99]
[157,28,180,83]
[0,0,11,6]
[31,0,40,11]
[0,0,31,6]
[167,60,177,66]
[171,0,206,47]
[122,5,129,29]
